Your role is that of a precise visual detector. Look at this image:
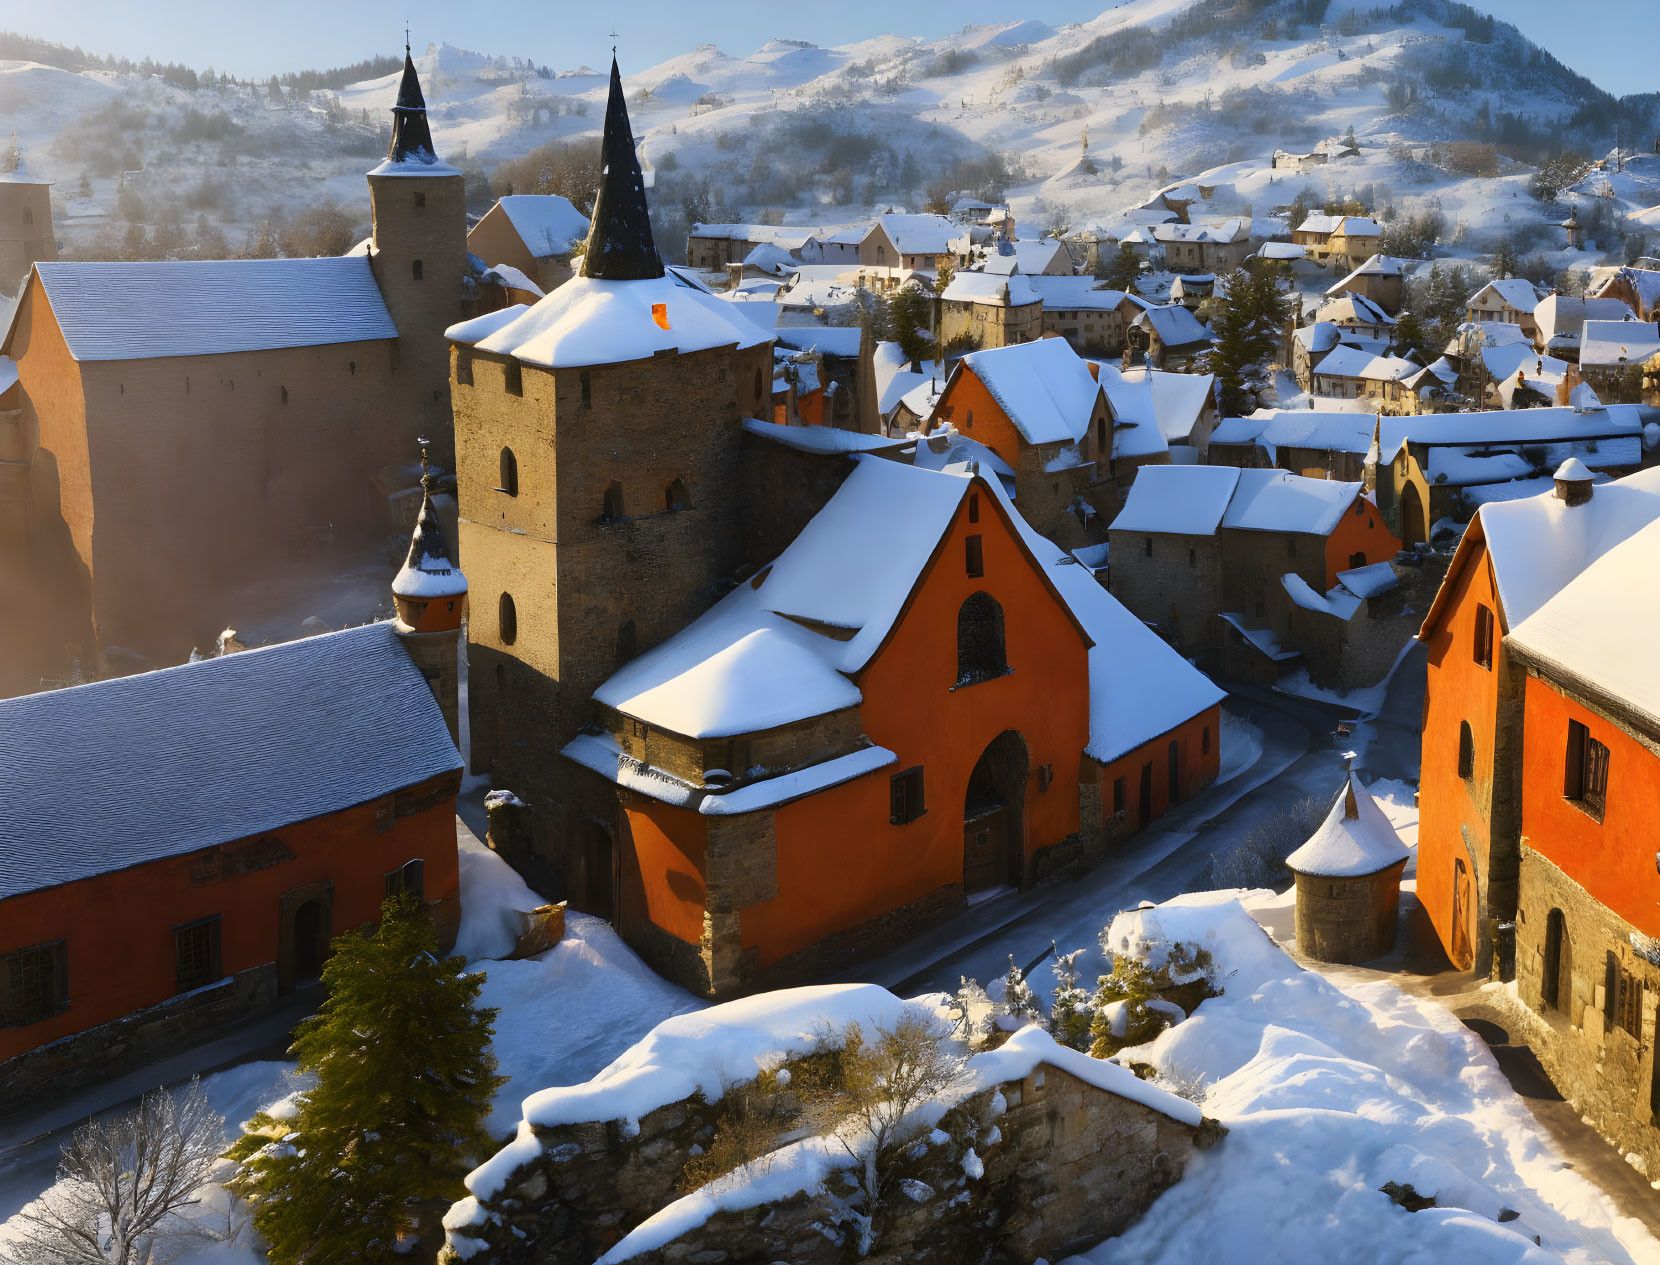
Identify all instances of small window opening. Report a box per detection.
[890,767,926,824]
[384,858,425,901]
[498,447,518,496]
[965,534,984,578]
[666,478,689,511]
[1144,537,1153,558]
[504,361,522,395]
[968,492,980,523]
[1474,604,1494,670]
[498,593,518,645]
[174,916,221,994]
[414,190,426,208]
[1564,719,1609,820]
[956,592,1007,686]
[580,370,592,407]
[280,385,288,404]
[1458,722,1474,780]
[412,259,424,281]
[602,482,625,522]
[1112,776,1126,814]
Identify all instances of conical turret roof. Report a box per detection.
[393,454,467,600]
[384,49,441,167]
[580,58,664,282]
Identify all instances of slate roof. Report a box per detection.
[495,194,591,258]
[582,58,664,282]
[0,623,463,901]
[25,258,397,361]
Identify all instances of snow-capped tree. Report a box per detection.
[1048,949,1093,1050]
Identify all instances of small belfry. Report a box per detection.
[386,40,441,167]
[0,132,56,297]
[392,440,468,747]
[580,58,664,282]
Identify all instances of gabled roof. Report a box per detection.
[959,338,1102,446]
[1532,295,1634,344]
[941,271,1040,306]
[1507,514,1660,734]
[1311,344,1416,382]
[1470,278,1542,313]
[1026,276,1141,311]
[1325,254,1405,294]
[1317,293,1396,328]
[1209,409,1377,457]
[0,623,462,901]
[492,194,590,258]
[1222,468,1360,535]
[1580,318,1660,368]
[581,58,663,282]
[18,258,397,362]
[1378,405,1643,463]
[1133,303,1211,348]
[1096,363,1213,444]
[877,213,958,256]
[1111,464,1240,535]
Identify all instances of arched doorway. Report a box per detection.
[1542,908,1571,1013]
[1401,481,1427,549]
[1450,858,1473,970]
[572,819,617,922]
[278,881,333,995]
[963,731,1028,894]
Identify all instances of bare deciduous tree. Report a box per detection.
[1,1078,225,1265]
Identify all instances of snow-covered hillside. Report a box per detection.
[2,0,1657,264]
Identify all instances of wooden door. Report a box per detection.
[963,805,1010,894]
[1451,858,1473,970]
[1138,762,1154,827]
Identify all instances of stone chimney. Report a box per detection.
[1344,779,1358,819]
[1553,457,1594,506]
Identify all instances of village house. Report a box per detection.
[450,66,1226,994]
[1415,463,1660,980]
[466,194,590,294]
[1151,219,1252,275]
[1291,214,1382,272]
[1586,264,1660,322]
[561,456,1224,996]
[1205,409,1379,483]
[1578,317,1660,402]
[1530,294,1635,361]
[1324,254,1406,315]
[1464,278,1544,342]
[0,50,470,689]
[683,222,820,272]
[1312,292,1396,342]
[1029,277,1150,355]
[939,271,1044,350]
[1288,320,1344,391]
[1308,344,1419,410]
[1271,140,1358,173]
[0,479,467,1106]
[1096,361,1217,462]
[1131,303,1213,370]
[1374,405,1645,546]
[922,337,1113,548]
[1108,465,1399,679]
[1505,509,1660,1175]
[0,148,56,297]
[812,213,961,273]
[1467,343,1587,410]
[979,237,1075,277]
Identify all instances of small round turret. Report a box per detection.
[394,440,467,745]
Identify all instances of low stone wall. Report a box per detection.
[0,963,279,1116]
[449,1059,1214,1265]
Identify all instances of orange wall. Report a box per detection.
[0,780,459,1061]
[1417,539,1501,964]
[621,800,709,946]
[1092,704,1221,830]
[737,483,1093,966]
[927,367,1023,469]
[1521,676,1660,939]
[1323,497,1401,588]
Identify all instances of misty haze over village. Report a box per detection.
[3,1,1660,1262]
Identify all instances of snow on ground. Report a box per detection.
[1064,893,1660,1265]
[1215,709,1263,786]
[453,826,549,962]
[1277,638,1417,717]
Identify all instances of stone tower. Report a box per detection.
[0,136,56,298]
[392,442,468,747]
[367,48,469,471]
[451,58,774,899]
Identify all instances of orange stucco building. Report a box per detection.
[1415,464,1660,976]
[0,477,468,1105]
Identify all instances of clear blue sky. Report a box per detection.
[15,0,1653,98]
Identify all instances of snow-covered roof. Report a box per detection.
[1588,265,1660,313]
[740,418,903,456]
[1134,303,1211,348]
[1507,514,1660,732]
[979,239,1068,276]
[446,304,531,346]
[1222,468,1360,535]
[1096,363,1213,444]
[1026,277,1139,312]
[1258,242,1306,261]
[1152,219,1245,244]
[1533,295,1634,345]
[1297,215,1378,237]
[367,154,461,178]
[1282,571,1361,621]
[1471,278,1542,313]
[1426,449,1536,488]
[772,325,862,358]
[483,263,544,297]
[960,339,1102,446]
[1325,254,1404,294]
[1580,319,1660,369]
[1285,773,1409,878]
[1311,344,1416,383]
[1209,409,1377,457]
[24,258,397,362]
[493,194,590,258]
[471,272,771,368]
[1316,293,1395,328]
[941,271,1040,306]
[0,623,462,901]
[1293,321,1342,355]
[877,213,958,255]
[1336,561,1398,599]
[1378,405,1643,462]
[1468,465,1660,629]
[689,223,819,249]
[1112,464,1240,536]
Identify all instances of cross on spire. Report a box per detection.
[579,57,664,281]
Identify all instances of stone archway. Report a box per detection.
[1401,480,1427,549]
[963,731,1029,894]
[278,880,333,995]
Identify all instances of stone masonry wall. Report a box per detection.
[1106,531,1221,656]
[447,1059,1210,1265]
[1514,846,1660,1176]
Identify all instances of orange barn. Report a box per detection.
[1415,463,1660,975]
[1504,512,1660,1171]
[0,618,464,1107]
[563,456,1224,996]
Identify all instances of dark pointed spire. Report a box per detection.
[386,48,439,165]
[580,58,664,281]
[394,441,467,600]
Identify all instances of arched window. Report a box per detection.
[956,592,1007,687]
[21,206,32,226]
[666,478,689,511]
[1349,551,1367,568]
[617,620,637,665]
[498,593,518,645]
[498,447,518,496]
[602,482,625,522]
[1458,722,1474,780]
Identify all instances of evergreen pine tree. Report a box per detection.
[1203,268,1258,415]
[1087,953,1166,1059]
[1098,242,1142,290]
[991,954,1043,1034]
[888,283,936,366]
[227,894,505,1264]
[946,976,992,1044]
[1492,235,1518,280]
[1048,949,1092,1050]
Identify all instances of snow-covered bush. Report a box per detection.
[1048,949,1093,1051]
[985,955,1044,1039]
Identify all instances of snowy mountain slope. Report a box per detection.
[2,0,1655,264]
